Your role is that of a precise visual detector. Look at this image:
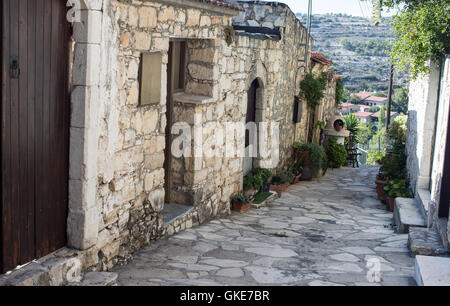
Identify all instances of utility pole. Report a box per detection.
[303,0,312,72]
[386,65,394,130]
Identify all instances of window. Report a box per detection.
[139,52,162,106]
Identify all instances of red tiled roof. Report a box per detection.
[192,0,244,11]
[341,103,354,107]
[354,111,373,118]
[355,91,373,101]
[359,105,372,109]
[371,111,398,118]
[311,52,333,66]
[365,96,388,102]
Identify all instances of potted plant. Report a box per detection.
[293,142,327,179]
[253,168,272,192]
[253,174,263,194]
[231,192,254,213]
[333,119,345,132]
[325,137,347,169]
[243,173,255,196]
[270,171,291,197]
[288,160,303,184]
[293,142,310,166]
[383,179,412,212]
[375,172,388,201]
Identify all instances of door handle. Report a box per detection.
[9,56,20,79]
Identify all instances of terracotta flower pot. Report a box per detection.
[295,150,310,166]
[270,183,289,197]
[387,197,395,212]
[375,179,388,201]
[232,200,253,213]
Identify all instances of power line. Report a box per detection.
[358,0,367,18]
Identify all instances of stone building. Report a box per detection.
[403,56,450,259]
[0,0,338,284]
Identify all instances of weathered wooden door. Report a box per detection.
[244,80,258,174]
[1,0,70,273]
[438,103,450,219]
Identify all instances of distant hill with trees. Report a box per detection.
[296,13,409,93]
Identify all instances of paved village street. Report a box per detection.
[114,166,416,286]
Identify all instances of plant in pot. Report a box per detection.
[325,137,347,169]
[383,179,412,212]
[375,172,389,201]
[293,142,311,166]
[333,119,345,132]
[243,173,255,196]
[252,174,264,194]
[294,142,327,178]
[270,171,291,197]
[231,192,253,213]
[288,160,303,184]
[253,168,272,192]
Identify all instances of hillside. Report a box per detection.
[297,13,409,92]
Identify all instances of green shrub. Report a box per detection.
[326,137,348,169]
[253,168,272,182]
[293,142,327,177]
[243,174,254,191]
[383,179,412,198]
[252,174,263,192]
[388,114,407,142]
[244,173,263,192]
[300,72,328,110]
[231,192,253,204]
[367,150,385,165]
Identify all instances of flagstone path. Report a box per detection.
[114,166,416,286]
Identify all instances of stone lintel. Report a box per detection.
[173,92,216,105]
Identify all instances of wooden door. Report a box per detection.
[244,80,258,174]
[438,103,450,219]
[1,0,70,273]
[164,41,186,203]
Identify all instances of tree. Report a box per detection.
[335,78,345,105]
[349,94,361,104]
[372,0,450,78]
[392,87,409,114]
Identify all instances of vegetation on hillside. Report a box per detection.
[373,0,450,78]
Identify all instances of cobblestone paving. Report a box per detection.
[115,166,416,286]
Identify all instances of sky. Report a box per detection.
[279,0,395,17]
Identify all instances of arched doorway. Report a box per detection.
[244,79,263,174]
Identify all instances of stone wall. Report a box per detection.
[93,0,239,271]
[406,56,450,250]
[309,62,338,144]
[23,0,338,277]
[429,56,450,250]
[406,63,441,193]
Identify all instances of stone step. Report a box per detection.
[416,189,431,222]
[393,198,426,233]
[408,227,447,257]
[415,255,450,286]
[69,272,118,286]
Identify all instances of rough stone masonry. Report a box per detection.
[0,0,340,284]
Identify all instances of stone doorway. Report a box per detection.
[244,79,264,174]
[163,40,193,225]
[438,105,450,219]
